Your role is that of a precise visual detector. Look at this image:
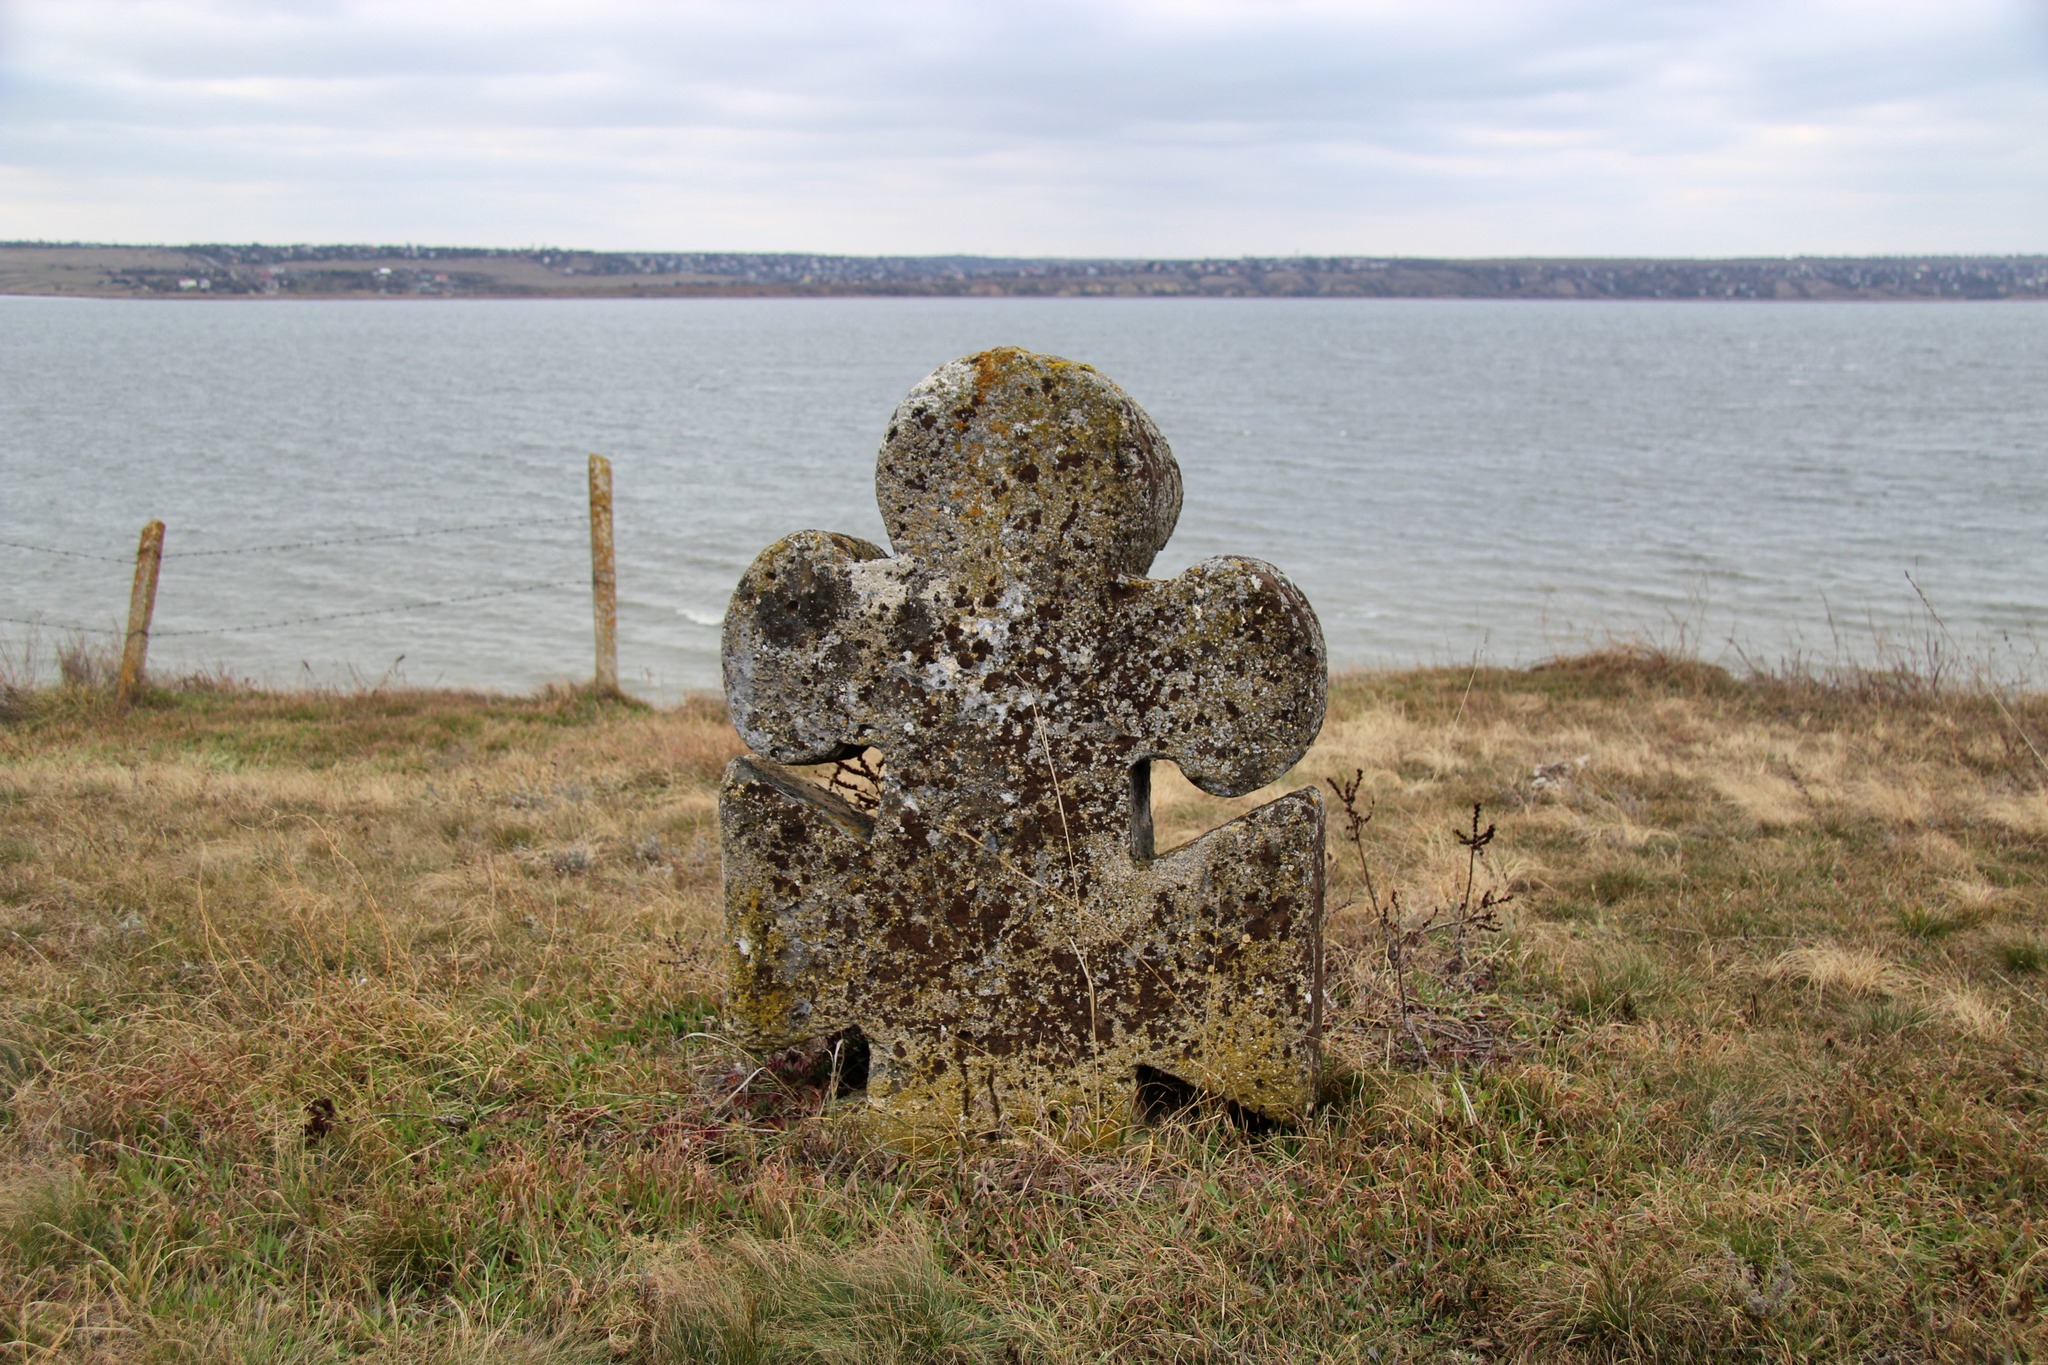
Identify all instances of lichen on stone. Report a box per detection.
[719,346,1328,1139]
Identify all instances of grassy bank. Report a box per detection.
[2,656,2044,1362]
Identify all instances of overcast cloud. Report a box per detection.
[2,0,2044,254]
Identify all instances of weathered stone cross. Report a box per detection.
[719,347,1327,1133]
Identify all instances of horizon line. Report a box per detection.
[9,241,2048,264]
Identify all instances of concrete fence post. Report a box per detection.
[588,454,618,696]
[116,520,165,707]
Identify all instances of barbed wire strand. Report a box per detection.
[1,514,584,566]
[0,614,121,635]
[0,540,133,565]
[152,581,578,636]
[2,580,577,641]
[169,514,585,558]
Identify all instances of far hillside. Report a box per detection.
[4,242,2046,300]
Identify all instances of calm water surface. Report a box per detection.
[3,297,2044,694]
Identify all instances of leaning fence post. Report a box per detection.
[588,454,618,697]
[116,520,165,707]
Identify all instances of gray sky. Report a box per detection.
[3,0,2045,255]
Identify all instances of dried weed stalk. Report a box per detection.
[826,748,885,813]
[1326,770,1510,1068]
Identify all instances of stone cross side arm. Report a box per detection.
[718,347,1328,1133]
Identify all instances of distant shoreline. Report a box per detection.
[5,243,2046,302]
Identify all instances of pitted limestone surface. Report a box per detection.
[720,347,1328,1134]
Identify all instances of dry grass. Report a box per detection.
[2,652,2046,1361]
[1765,945,1903,998]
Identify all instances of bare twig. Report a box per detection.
[826,749,885,812]
[1325,776,1512,1068]
[1907,571,2048,779]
